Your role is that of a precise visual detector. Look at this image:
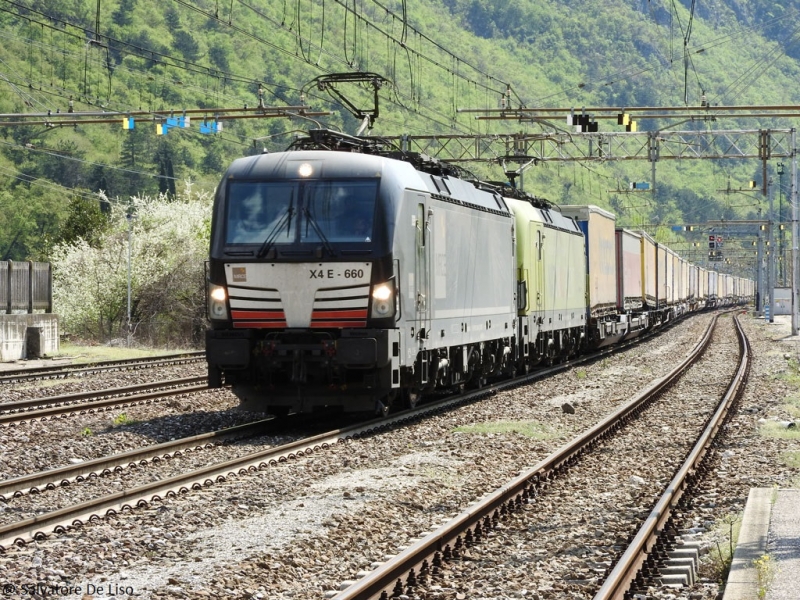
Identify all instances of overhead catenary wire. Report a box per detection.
[0,164,107,203]
[178,0,474,130]
[2,0,505,137]
[711,22,800,107]
[0,1,302,105]
[227,0,508,126]
[0,139,179,181]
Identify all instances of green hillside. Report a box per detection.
[2,0,799,267]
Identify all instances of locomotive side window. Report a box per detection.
[226,182,296,244]
[301,180,379,243]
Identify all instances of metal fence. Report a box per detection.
[0,261,52,313]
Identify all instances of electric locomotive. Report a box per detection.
[206,130,517,415]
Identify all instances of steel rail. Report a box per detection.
[0,418,275,501]
[0,376,207,414]
[0,311,713,552]
[0,351,206,383]
[0,379,208,427]
[593,313,750,599]
[331,313,721,600]
[0,409,418,550]
[0,364,566,551]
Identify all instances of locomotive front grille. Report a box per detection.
[223,263,373,328]
[311,284,370,328]
[228,287,286,328]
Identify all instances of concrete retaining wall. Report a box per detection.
[0,314,59,362]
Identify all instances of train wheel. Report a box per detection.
[375,398,391,417]
[208,366,222,388]
[403,388,421,409]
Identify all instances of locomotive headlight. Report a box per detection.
[297,162,313,177]
[371,282,395,318]
[208,284,229,320]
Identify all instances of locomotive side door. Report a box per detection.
[531,222,545,313]
[414,198,432,341]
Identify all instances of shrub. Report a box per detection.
[52,183,212,347]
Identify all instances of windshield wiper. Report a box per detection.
[257,205,294,258]
[303,208,336,257]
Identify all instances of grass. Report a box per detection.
[754,553,777,599]
[111,413,137,427]
[81,427,93,437]
[453,420,557,439]
[702,513,742,583]
[779,395,800,419]
[780,450,800,468]
[759,421,800,440]
[575,369,588,380]
[52,342,193,364]
[776,358,800,386]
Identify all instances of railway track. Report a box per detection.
[330,311,748,599]
[0,418,274,501]
[0,376,208,427]
[0,351,206,384]
[0,315,701,552]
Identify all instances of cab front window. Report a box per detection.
[225,179,378,246]
[226,182,295,245]
[301,180,378,243]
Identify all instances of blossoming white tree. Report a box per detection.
[52,184,212,346]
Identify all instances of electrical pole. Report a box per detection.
[792,129,799,336]
[127,211,133,347]
[778,162,785,285]
[768,178,775,322]
[757,233,764,313]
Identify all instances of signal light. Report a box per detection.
[569,114,598,132]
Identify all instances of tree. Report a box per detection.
[111,0,136,28]
[58,195,110,247]
[173,30,200,62]
[52,186,212,344]
[119,128,156,198]
[154,141,177,198]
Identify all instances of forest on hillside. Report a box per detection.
[2,0,800,271]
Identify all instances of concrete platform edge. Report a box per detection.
[722,487,774,600]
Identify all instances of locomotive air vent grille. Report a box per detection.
[228,287,286,328]
[311,284,370,328]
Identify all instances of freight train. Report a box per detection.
[205,130,753,415]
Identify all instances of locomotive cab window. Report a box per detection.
[301,180,378,243]
[226,182,296,245]
[225,179,379,246]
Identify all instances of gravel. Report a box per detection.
[0,312,797,600]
